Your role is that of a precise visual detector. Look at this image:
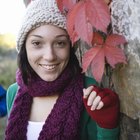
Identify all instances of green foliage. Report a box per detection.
[0,45,17,89]
[0,33,16,49]
[0,117,6,140]
[0,45,10,55]
[0,58,17,89]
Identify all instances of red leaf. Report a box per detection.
[56,0,77,12]
[105,34,127,47]
[82,47,101,73]
[91,48,105,82]
[67,2,83,44]
[75,2,93,45]
[56,0,64,12]
[67,0,110,45]
[105,46,127,68]
[86,0,110,33]
[82,46,105,82]
[71,31,80,46]
[63,0,77,10]
[82,33,127,82]
[104,34,127,67]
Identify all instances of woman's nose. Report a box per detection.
[42,46,57,61]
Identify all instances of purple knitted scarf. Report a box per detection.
[5,65,84,140]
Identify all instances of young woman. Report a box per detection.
[5,0,119,139]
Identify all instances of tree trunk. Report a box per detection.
[111,0,140,139]
[23,0,31,7]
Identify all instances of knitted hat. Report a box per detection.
[17,0,67,52]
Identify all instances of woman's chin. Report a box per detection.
[39,75,58,82]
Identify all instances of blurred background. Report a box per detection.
[0,0,26,139]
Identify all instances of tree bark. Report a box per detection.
[111,0,140,139]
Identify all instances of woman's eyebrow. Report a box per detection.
[30,35,43,38]
[55,34,69,39]
[30,34,69,39]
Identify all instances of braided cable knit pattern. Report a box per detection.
[5,64,84,140]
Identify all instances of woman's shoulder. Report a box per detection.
[7,83,18,98]
[8,82,18,89]
[84,75,98,88]
[6,83,18,116]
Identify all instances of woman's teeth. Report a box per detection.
[41,64,56,70]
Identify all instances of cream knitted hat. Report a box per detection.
[17,0,67,52]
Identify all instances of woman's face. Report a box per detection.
[25,24,70,81]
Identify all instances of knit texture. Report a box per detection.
[17,0,66,52]
[5,64,84,140]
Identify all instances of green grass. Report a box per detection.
[0,117,7,139]
[0,46,17,89]
[0,58,17,89]
[0,47,17,139]
[0,46,8,55]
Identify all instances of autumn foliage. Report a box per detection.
[56,0,127,82]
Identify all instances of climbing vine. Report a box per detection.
[56,0,127,82]
[25,0,127,83]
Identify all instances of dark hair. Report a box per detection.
[17,42,36,85]
[17,43,81,85]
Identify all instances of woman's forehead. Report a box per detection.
[27,24,68,39]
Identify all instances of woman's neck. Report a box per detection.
[29,95,59,122]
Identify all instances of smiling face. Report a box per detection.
[25,24,70,82]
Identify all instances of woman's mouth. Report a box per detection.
[40,64,58,71]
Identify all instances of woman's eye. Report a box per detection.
[58,41,65,45]
[32,41,40,46]
[31,41,42,48]
[55,41,66,47]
